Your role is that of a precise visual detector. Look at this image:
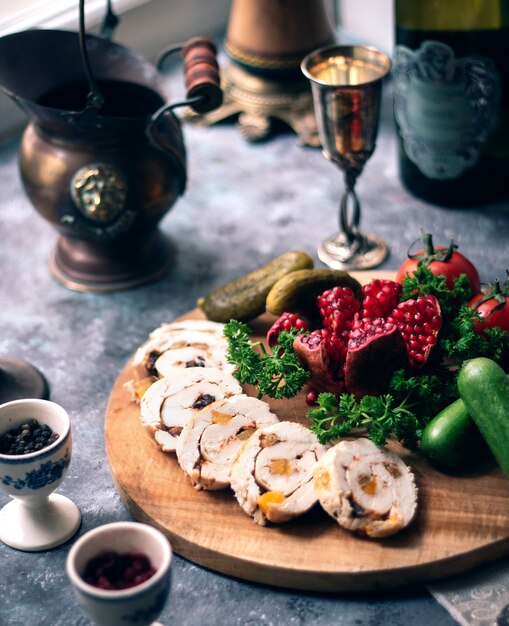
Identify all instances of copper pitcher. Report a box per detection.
[0,10,221,291]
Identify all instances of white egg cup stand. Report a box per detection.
[0,399,81,551]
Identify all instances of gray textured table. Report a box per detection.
[1,75,508,626]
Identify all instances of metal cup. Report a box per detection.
[302,44,391,270]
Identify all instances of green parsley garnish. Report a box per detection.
[308,392,420,449]
[223,320,309,399]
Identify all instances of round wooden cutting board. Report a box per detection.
[105,272,509,592]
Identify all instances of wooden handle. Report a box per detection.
[182,37,223,114]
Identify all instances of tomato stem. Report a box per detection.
[408,230,458,265]
[471,275,509,313]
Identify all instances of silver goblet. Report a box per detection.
[302,45,391,270]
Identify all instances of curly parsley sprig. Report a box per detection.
[308,392,420,449]
[223,320,309,399]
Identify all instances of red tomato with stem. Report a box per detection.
[396,232,481,293]
[469,275,509,334]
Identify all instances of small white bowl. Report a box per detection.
[0,398,81,551]
[66,521,173,626]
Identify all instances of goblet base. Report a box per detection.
[0,493,81,551]
[0,357,50,404]
[318,231,389,271]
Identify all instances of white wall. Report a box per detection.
[338,0,394,53]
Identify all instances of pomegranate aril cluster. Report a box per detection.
[349,317,397,348]
[0,419,58,455]
[267,311,309,347]
[83,551,156,590]
[360,279,402,320]
[317,286,360,339]
[387,295,442,367]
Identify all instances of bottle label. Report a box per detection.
[393,41,500,179]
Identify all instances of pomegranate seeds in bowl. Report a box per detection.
[83,551,156,590]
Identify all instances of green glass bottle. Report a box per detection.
[393,0,509,206]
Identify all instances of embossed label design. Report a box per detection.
[393,41,500,179]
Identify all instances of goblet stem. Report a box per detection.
[339,181,361,245]
[317,178,388,270]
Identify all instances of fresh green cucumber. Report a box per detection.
[420,398,485,470]
[458,358,509,478]
[197,250,314,323]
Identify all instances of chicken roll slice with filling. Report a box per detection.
[140,367,242,453]
[230,421,327,526]
[176,394,279,491]
[131,320,231,379]
[313,438,418,538]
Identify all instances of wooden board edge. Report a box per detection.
[106,447,509,592]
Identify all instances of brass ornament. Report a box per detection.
[184,63,320,146]
[71,164,127,223]
[224,40,311,71]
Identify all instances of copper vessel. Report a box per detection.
[186,0,335,145]
[0,8,221,291]
[226,0,335,76]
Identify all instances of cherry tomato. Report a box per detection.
[396,232,481,293]
[469,277,509,334]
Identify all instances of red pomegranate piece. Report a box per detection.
[317,286,360,341]
[345,318,409,399]
[293,328,347,393]
[292,280,443,398]
[387,294,442,368]
[360,279,402,320]
[267,312,309,347]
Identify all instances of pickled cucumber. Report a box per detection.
[265,268,363,323]
[198,251,314,322]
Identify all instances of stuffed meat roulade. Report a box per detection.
[140,367,242,453]
[132,320,233,379]
[313,438,418,538]
[230,421,327,526]
[176,394,279,490]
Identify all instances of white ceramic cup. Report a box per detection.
[0,398,81,550]
[66,521,173,626]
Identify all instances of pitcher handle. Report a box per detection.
[100,0,120,40]
[155,37,223,115]
[148,37,222,159]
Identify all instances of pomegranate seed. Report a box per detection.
[306,389,318,405]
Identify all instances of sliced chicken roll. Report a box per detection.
[140,368,243,453]
[176,394,278,491]
[313,438,418,538]
[230,421,327,526]
[131,320,233,379]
